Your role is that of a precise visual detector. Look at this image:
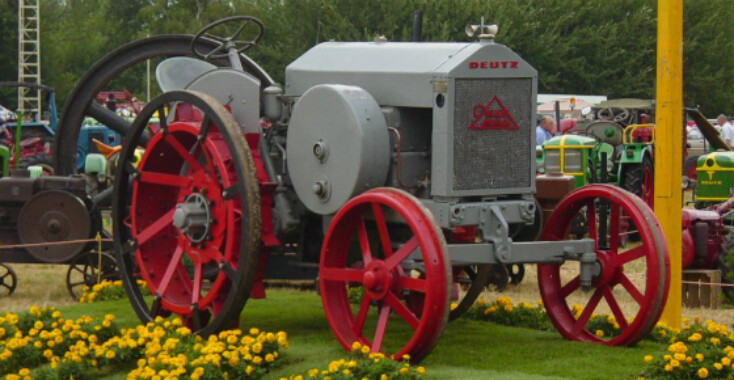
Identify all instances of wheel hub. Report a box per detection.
[172,193,212,243]
[592,251,622,287]
[363,261,392,299]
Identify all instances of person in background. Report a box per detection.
[718,114,734,149]
[536,116,555,146]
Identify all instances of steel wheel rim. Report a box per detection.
[537,184,669,345]
[319,188,450,362]
[0,264,17,296]
[66,251,118,300]
[113,90,260,336]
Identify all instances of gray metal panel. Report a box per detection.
[186,68,261,133]
[286,42,475,107]
[286,85,390,215]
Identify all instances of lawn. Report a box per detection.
[44,289,666,380]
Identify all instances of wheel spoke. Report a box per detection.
[571,288,603,335]
[372,203,394,258]
[384,237,419,271]
[353,294,371,335]
[200,247,226,264]
[320,267,364,283]
[164,134,203,171]
[602,285,629,330]
[86,101,132,136]
[400,276,427,293]
[136,207,176,246]
[614,246,646,266]
[156,246,184,296]
[138,171,192,188]
[371,304,391,353]
[357,220,373,265]
[609,204,620,252]
[560,276,580,298]
[618,273,644,305]
[229,20,250,40]
[384,292,420,330]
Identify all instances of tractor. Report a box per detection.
[538,99,655,208]
[53,16,670,362]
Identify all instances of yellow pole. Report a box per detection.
[654,0,683,327]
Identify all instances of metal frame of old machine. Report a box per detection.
[53,16,671,362]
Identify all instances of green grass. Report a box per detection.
[48,290,667,379]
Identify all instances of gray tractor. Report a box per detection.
[55,16,669,362]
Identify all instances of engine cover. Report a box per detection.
[287,84,389,215]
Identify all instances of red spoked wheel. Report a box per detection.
[319,188,451,362]
[538,184,669,346]
[113,90,261,336]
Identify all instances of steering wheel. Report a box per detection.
[597,107,631,123]
[192,16,264,60]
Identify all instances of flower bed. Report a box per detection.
[281,342,425,380]
[0,306,288,380]
[641,318,734,379]
[78,279,146,304]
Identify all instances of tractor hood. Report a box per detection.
[285,40,536,108]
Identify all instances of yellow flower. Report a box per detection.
[695,353,704,362]
[674,353,686,361]
[722,357,731,366]
[399,367,409,374]
[351,342,362,351]
[380,375,388,380]
[18,368,29,376]
[664,364,673,372]
[644,355,653,363]
[265,353,274,363]
[688,333,702,342]
[361,345,370,355]
[105,350,116,359]
[670,359,680,367]
[714,363,723,370]
[249,327,259,336]
[595,330,604,338]
[698,367,709,378]
[417,366,426,374]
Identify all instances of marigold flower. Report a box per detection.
[714,363,723,370]
[644,355,653,363]
[695,353,704,362]
[664,364,673,372]
[697,367,709,378]
[595,330,604,338]
[417,366,426,374]
[722,357,731,366]
[351,342,362,351]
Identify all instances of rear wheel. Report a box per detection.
[113,90,261,336]
[66,251,118,300]
[621,155,654,208]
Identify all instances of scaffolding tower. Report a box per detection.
[18,0,41,118]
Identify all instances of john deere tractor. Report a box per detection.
[539,99,655,207]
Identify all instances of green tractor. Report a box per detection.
[539,98,656,207]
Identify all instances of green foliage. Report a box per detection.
[1,0,734,115]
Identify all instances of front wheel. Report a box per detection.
[319,188,450,362]
[537,184,669,346]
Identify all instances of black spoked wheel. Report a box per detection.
[66,251,118,300]
[54,34,275,177]
[0,263,17,296]
[449,265,492,321]
[113,90,261,336]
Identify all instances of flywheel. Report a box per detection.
[17,190,91,263]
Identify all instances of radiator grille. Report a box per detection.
[453,78,532,191]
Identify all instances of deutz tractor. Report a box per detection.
[540,99,655,207]
[53,16,670,362]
